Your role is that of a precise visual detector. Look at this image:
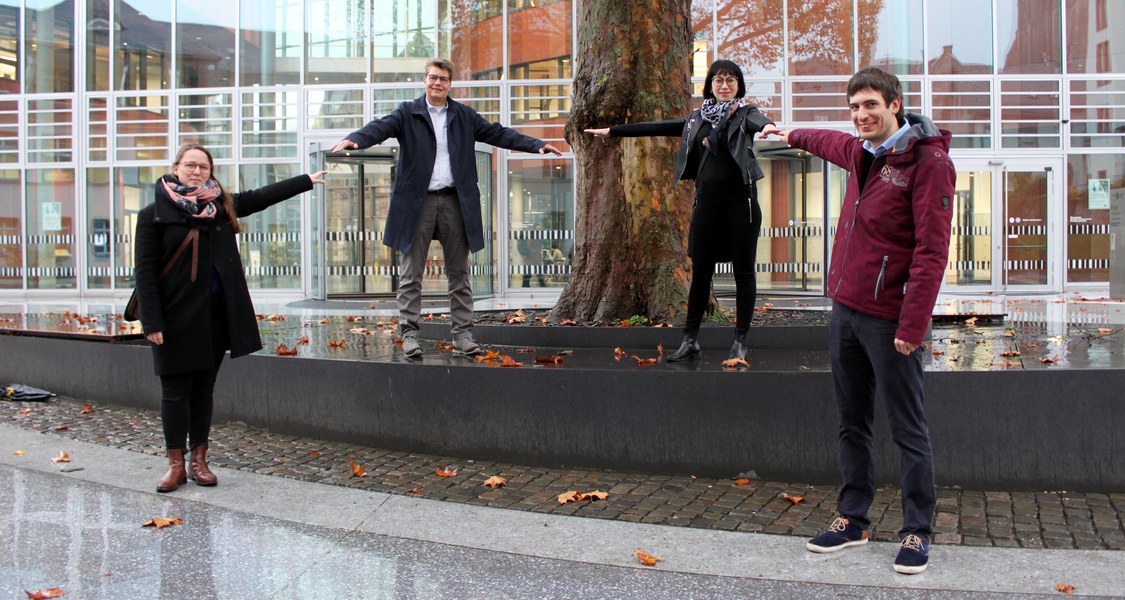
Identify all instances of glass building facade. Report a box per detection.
[0,0,1122,301]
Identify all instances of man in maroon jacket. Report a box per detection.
[761,67,955,574]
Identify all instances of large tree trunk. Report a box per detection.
[551,0,694,324]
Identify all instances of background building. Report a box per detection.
[0,0,1121,303]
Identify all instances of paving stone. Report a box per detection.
[5,397,1124,552]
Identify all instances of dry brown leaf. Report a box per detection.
[657,343,665,355]
[498,355,524,368]
[964,316,979,325]
[142,517,183,529]
[578,490,608,501]
[78,404,94,414]
[347,458,367,478]
[1002,330,1016,337]
[991,360,1021,368]
[1055,583,1076,595]
[534,355,565,365]
[483,475,508,488]
[631,355,657,365]
[16,408,32,416]
[931,349,944,356]
[507,309,526,324]
[51,451,70,464]
[560,319,578,326]
[348,327,371,335]
[275,343,298,356]
[12,450,26,456]
[423,314,434,321]
[475,349,502,362]
[317,318,329,325]
[557,491,581,504]
[52,426,68,431]
[327,339,346,349]
[435,466,459,477]
[345,315,362,322]
[1041,356,1058,364]
[999,350,1021,358]
[635,548,661,566]
[1097,327,1115,335]
[24,587,67,599]
[296,335,310,345]
[733,478,750,485]
[406,487,424,494]
[721,357,749,369]
[308,450,321,457]
[781,492,804,505]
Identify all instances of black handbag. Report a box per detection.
[123,229,199,322]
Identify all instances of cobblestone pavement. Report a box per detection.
[4,395,1124,552]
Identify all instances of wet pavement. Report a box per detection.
[2,290,1125,594]
[4,425,1123,599]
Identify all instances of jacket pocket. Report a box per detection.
[874,255,888,300]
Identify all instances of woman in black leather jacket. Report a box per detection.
[586,60,773,362]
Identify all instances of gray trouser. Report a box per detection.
[396,190,474,340]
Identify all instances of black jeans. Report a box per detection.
[159,350,225,452]
[829,302,935,538]
[683,201,762,337]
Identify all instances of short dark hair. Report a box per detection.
[702,59,745,101]
[847,67,903,121]
[426,58,455,79]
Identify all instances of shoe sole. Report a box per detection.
[806,537,869,553]
[452,349,483,357]
[893,562,928,575]
[404,349,423,358]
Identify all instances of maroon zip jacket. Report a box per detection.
[788,114,955,345]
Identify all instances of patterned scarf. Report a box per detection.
[700,98,741,155]
[160,175,221,220]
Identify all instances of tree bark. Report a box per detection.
[551,0,694,324]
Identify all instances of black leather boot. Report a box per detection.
[728,331,750,361]
[666,334,701,362]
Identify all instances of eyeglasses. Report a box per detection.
[711,76,739,88]
[178,162,211,173]
[425,73,451,84]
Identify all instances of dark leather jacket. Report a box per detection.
[610,104,774,185]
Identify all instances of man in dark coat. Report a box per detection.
[332,58,561,358]
[762,67,955,575]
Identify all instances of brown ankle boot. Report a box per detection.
[156,449,187,493]
[187,445,218,486]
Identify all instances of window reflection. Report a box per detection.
[998,0,1060,74]
[858,0,923,75]
[0,2,19,93]
[788,0,853,77]
[86,168,111,289]
[507,0,571,80]
[25,0,74,93]
[115,0,172,91]
[442,0,501,79]
[305,0,366,85]
[715,0,783,78]
[372,0,436,83]
[238,164,302,289]
[0,168,19,288]
[87,0,110,91]
[508,158,572,289]
[26,169,76,289]
[176,0,235,88]
[1066,0,1124,74]
[1067,153,1122,283]
[927,0,993,74]
[240,0,302,86]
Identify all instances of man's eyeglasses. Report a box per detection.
[178,162,211,173]
[425,73,451,84]
[711,76,739,88]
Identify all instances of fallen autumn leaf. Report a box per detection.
[24,587,67,599]
[347,458,367,478]
[51,451,70,463]
[483,475,507,488]
[635,548,661,566]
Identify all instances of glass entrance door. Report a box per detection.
[948,159,1061,292]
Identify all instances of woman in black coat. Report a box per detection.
[586,60,773,362]
[134,143,325,492]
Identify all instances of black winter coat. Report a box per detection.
[134,175,314,376]
[344,96,545,253]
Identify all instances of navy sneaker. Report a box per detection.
[806,517,870,553]
[894,534,929,574]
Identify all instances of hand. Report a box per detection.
[308,170,327,185]
[539,143,563,156]
[146,331,164,345]
[894,338,917,356]
[758,124,790,144]
[330,139,358,153]
[584,127,611,138]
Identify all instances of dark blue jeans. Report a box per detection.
[829,302,935,538]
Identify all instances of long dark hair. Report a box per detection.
[172,143,240,234]
[702,59,746,101]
